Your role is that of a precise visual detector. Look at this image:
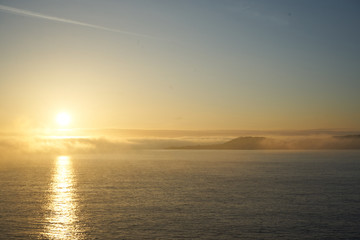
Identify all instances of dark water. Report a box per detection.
[1,150,360,239]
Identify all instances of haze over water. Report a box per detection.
[1,150,359,239]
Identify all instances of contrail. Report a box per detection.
[0,4,156,39]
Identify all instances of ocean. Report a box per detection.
[1,150,359,239]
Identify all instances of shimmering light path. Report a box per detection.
[43,156,82,239]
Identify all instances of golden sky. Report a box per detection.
[1,1,360,133]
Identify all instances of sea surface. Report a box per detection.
[0,150,360,239]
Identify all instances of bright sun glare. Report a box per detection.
[56,112,71,126]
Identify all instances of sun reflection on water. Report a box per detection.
[43,156,82,239]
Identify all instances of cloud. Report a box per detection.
[0,135,226,158]
[1,134,359,162]
[0,4,156,39]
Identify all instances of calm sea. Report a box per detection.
[1,150,360,239]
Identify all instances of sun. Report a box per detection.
[56,112,71,126]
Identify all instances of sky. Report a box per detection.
[1,0,360,133]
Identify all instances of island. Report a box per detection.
[171,135,360,150]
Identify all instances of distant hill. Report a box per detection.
[334,135,360,139]
[172,135,360,150]
[172,136,274,150]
